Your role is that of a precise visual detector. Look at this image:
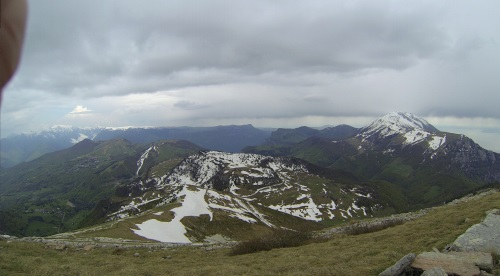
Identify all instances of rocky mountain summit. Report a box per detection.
[355,112,499,175]
[358,111,440,145]
[246,112,500,210]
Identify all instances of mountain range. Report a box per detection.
[0,124,271,168]
[1,112,499,242]
[245,112,500,207]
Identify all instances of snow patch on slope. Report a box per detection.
[132,186,212,243]
[123,151,375,229]
[136,146,155,175]
[70,133,89,144]
[428,135,446,150]
[403,130,429,145]
[161,151,308,189]
[207,190,258,223]
[268,194,322,222]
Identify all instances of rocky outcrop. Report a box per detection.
[452,209,500,254]
[378,253,415,276]
[444,136,500,183]
[420,267,447,276]
[446,252,494,272]
[410,209,499,275]
[381,251,494,276]
[408,210,499,275]
[378,207,499,275]
[411,251,490,275]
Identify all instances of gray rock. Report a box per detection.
[379,253,415,276]
[453,211,500,254]
[442,243,459,253]
[485,209,499,215]
[421,267,447,276]
[411,252,480,276]
[133,252,140,257]
[446,251,493,272]
[479,270,493,276]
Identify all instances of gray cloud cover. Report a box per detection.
[1,0,499,151]
[16,1,451,95]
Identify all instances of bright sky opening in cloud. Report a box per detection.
[1,0,499,152]
[69,105,92,114]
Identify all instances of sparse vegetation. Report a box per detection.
[492,253,500,275]
[229,229,312,256]
[111,248,127,255]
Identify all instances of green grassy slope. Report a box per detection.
[0,139,203,237]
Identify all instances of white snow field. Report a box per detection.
[132,186,212,243]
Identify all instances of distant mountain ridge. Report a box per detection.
[264,124,359,146]
[93,124,270,152]
[0,126,104,168]
[242,125,359,160]
[0,125,271,168]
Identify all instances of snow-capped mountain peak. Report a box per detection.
[359,111,438,139]
[356,112,447,151]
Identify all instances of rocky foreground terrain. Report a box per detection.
[378,191,500,276]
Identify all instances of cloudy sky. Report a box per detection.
[1,0,499,151]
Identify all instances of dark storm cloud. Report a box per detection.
[12,0,449,97]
